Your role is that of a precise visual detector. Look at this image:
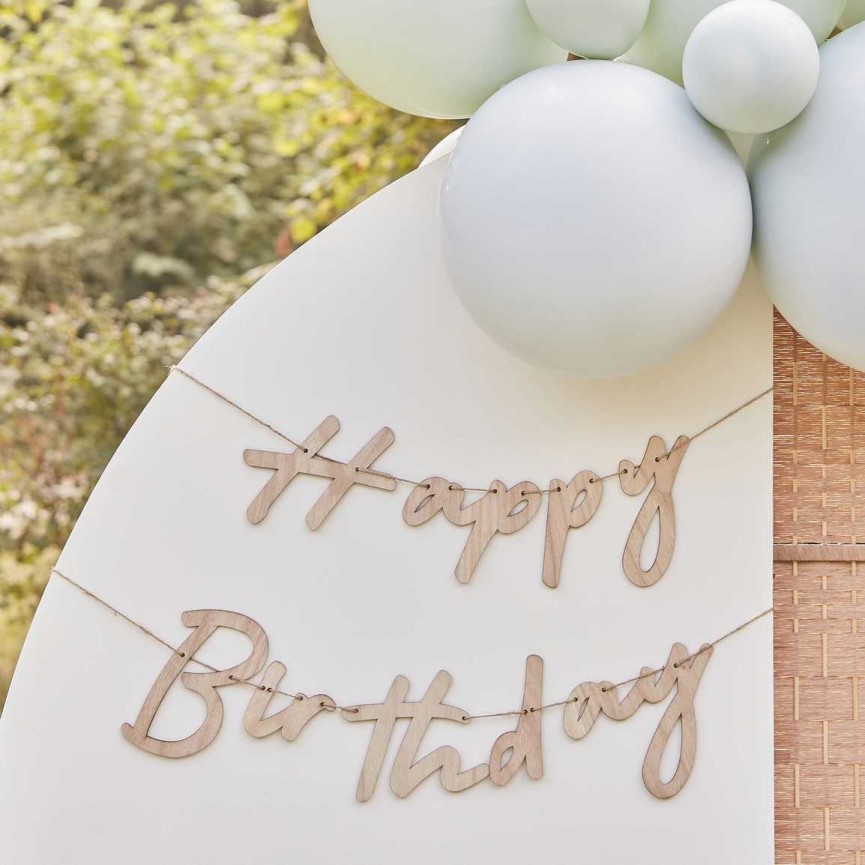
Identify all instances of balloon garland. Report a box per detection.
[625,0,843,84]
[682,0,821,134]
[524,0,651,59]
[309,0,865,376]
[842,0,865,27]
[438,60,753,377]
[308,0,564,119]
[750,23,865,372]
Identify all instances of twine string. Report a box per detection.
[61,368,774,716]
[51,568,772,723]
[51,569,312,702]
[462,607,773,720]
[167,365,773,497]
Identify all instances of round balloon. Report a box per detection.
[841,0,865,27]
[625,0,843,83]
[683,0,820,134]
[440,61,753,378]
[419,128,464,167]
[750,24,865,371]
[308,0,565,119]
[525,0,651,59]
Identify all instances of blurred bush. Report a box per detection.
[0,0,456,709]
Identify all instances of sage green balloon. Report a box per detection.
[750,24,865,371]
[309,0,564,119]
[841,0,865,27]
[625,0,845,83]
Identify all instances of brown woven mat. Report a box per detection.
[774,311,865,863]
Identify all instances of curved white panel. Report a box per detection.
[0,161,772,864]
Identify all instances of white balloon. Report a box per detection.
[308,0,564,119]
[625,0,844,83]
[683,0,820,135]
[841,0,865,27]
[750,24,865,371]
[419,128,464,168]
[440,61,752,378]
[525,0,650,59]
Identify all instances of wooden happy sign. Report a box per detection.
[244,417,691,589]
[121,608,714,802]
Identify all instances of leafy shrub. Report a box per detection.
[0,0,455,301]
[0,271,259,707]
[0,0,457,709]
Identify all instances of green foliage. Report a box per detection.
[0,0,456,710]
[0,0,455,301]
[0,272,254,707]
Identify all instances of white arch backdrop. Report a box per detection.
[0,160,772,863]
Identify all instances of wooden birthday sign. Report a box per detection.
[244,418,690,590]
[121,608,716,802]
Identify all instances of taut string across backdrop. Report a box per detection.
[167,365,772,495]
[166,365,773,590]
[51,567,772,803]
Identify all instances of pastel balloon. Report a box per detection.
[683,0,820,134]
[419,128,464,168]
[625,0,844,83]
[525,0,651,59]
[841,0,865,27]
[308,0,564,119]
[750,24,865,371]
[440,61,752,378]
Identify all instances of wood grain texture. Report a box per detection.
[402,478,542,583]
[619,435,690,588]
[341,673,484,802]
[561,642,713,800]
[775,544,865,563]
[542,471,603,589]
[122,610,269,758]
[774,311,865,864]
[244,418,397,529]
[489,655,544,786]
[243,661,335,741]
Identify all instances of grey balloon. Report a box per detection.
[750,23,865,372]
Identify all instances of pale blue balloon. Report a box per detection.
[625,0,845,84]
[750,23,865,370]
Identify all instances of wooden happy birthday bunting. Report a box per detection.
[121,608,718,803]
[244,417,691,589]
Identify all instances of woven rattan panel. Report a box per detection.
[775,311,865,863]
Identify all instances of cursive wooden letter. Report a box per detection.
[641,644,713,799]
[542,471,603,589]
[562,641,713,799]
[403,478,542,583]
[122,610,268,758]
[619,435,690,587]
[244,418,397,529]
[243,661,336,741]
[489,655,544,786]
[342,672,485,801]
